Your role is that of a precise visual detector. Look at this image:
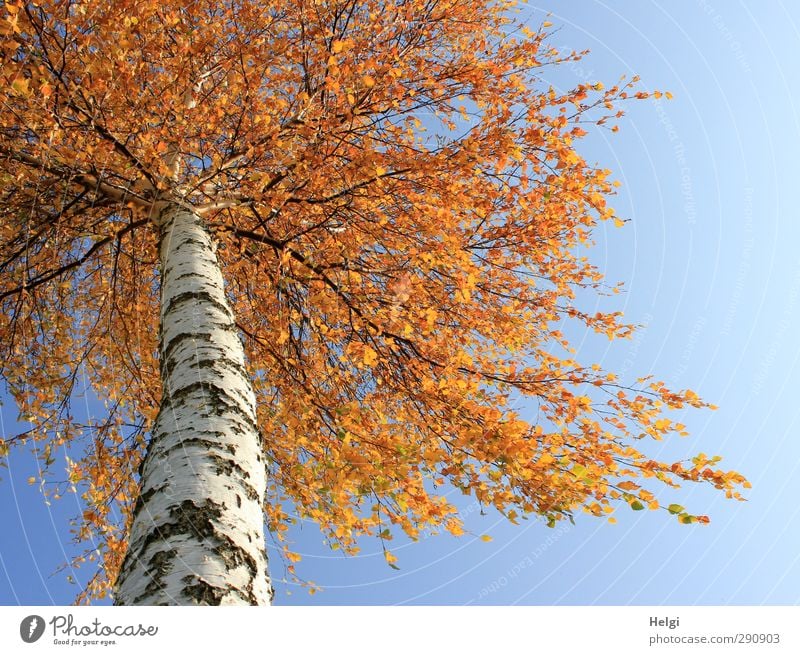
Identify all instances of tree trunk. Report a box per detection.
[113,203,272,605]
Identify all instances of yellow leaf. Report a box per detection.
[455,286,471,302]
[332,39,352,54]
[424,307,437,330]
[27,476,36,484]
[448,521,465,537]
[480,534,492,542]
[542,21,553,28]
[362,75,375,88]
[362,345,378,367]
[11,77,30,96]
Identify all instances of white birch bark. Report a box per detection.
[114,203,272,605]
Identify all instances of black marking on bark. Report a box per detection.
[169,499,223,535]
[166,380,236,412]
[161,331,215,376]
[164,290,231,319]
[130,548,178,605]
[191,351,251,383]
[162,381,258,431]
[174,236,210,250]
[164,358,250,397]
[123,499,262,604]
[204,451,260,502]
[165,500,260,576]
[173,271,201,282]
[130,482,168,519]
[180,577,258,606]
[153,435,237,459]
[209,453,251,479]
[139,438,259,501]
[181,578,228,605]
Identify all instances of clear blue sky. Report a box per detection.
[3,0,800,605]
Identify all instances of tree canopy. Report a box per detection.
[0,0,747,601]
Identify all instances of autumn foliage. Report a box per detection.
[0,0,746,601]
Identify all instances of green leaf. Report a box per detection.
[667,503,685,515]
[571,464,587,479]
[630,500,645,511]
[11,78,30,97]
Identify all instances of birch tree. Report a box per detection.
[0,0,747,605]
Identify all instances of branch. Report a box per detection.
[22,6,159,191]
[0,219,149,301]
[285,168,412,205]
[0,146,150,207]
[221,226,566,393]
[194,167,411,215]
